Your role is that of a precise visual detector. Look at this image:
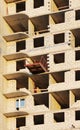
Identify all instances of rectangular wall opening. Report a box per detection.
[75,38,80,47]
[51,71,65,83]
[16,98,25,110]
[53,0,69,10]
[54,33,65,44]
[34,0,44,8]
[16,2,26,12]
[34,93,49,108]
[51,12,65,24]
[75,10,80,20]
[75,70,80,81]
[16,40,26,52]
[72,89,80,102]
[75,110,80,120]
[31,15,49,33]
[51,90,69,109]
[16,117,26,128]
[54,53,65,64]
[75,50,80,60]
[16,79,28,90]
[34,37,44,48]
[54,112,64,122]
[16,60,25,71]
[34,115,44,125]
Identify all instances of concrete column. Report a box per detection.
[28,20,34,35]
[49,93,61,110]
[69,90,75,107]
[49,74,56,85]
[69,0,80,8]
[26,115,34,126]
[45,112,53,124]
[50,0,58,12]
[65,10,75,22]
[28,78,35,93]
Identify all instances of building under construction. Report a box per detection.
[0,0,80,130]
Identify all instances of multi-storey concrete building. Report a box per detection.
[0,0,80,130]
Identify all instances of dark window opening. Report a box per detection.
[34,0,44,8]
[16,79,28,90]
[34,93,49,108]
[75,50,80,60]
[75,38,80,47]
[34,115,44,125]
[34,37,44,48]
[54,33,65,44]
[75,110,80,120]
[54,112,64,122]
[75,70,80,81]
[16,2,25,12]
[16,117,26,128]
[76,10,80,20]
[16,40,26,52]
[16,60,25,71]
[54,53,65,64]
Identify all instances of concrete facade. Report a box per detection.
[0,0,80,130]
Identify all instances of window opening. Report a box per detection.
[75,50,80,60]
[76,10,80,20]
[75,70,80,81]
[34,115,44,125]
[16,40,26,52]
[34,0,44,8]
[54,112,64,122]
[16,99,25,110]
[34,37,44,48]
[16,2,26,12]
[54,33,65,44]
[54,53,65,64]
[16,117,26,128]
[75,110,80,120]
[16,60,25,71]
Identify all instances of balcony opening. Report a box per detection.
[31,72,49,92]
[16,1,26,12]
[75,70,80,81]
[75,110,80,120]
[34,37,44,48]
[54,33,65,44]
[16,60,25,71]
[16,117,26,129]
[75,10,80,20]
[31,15,49,34]
[51,91,69,109]
[34,0,44,8]
[34,93,49,108]
[75,50,80,60]
[54,53,65,64]
[34,115,44,125]
[16,40,26,52]
[51,12,65,24]
[51,71,65,83]
[54,112,64,122]
[24,55,48,74]
[53,0,69,10]
[72,89,80,102]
